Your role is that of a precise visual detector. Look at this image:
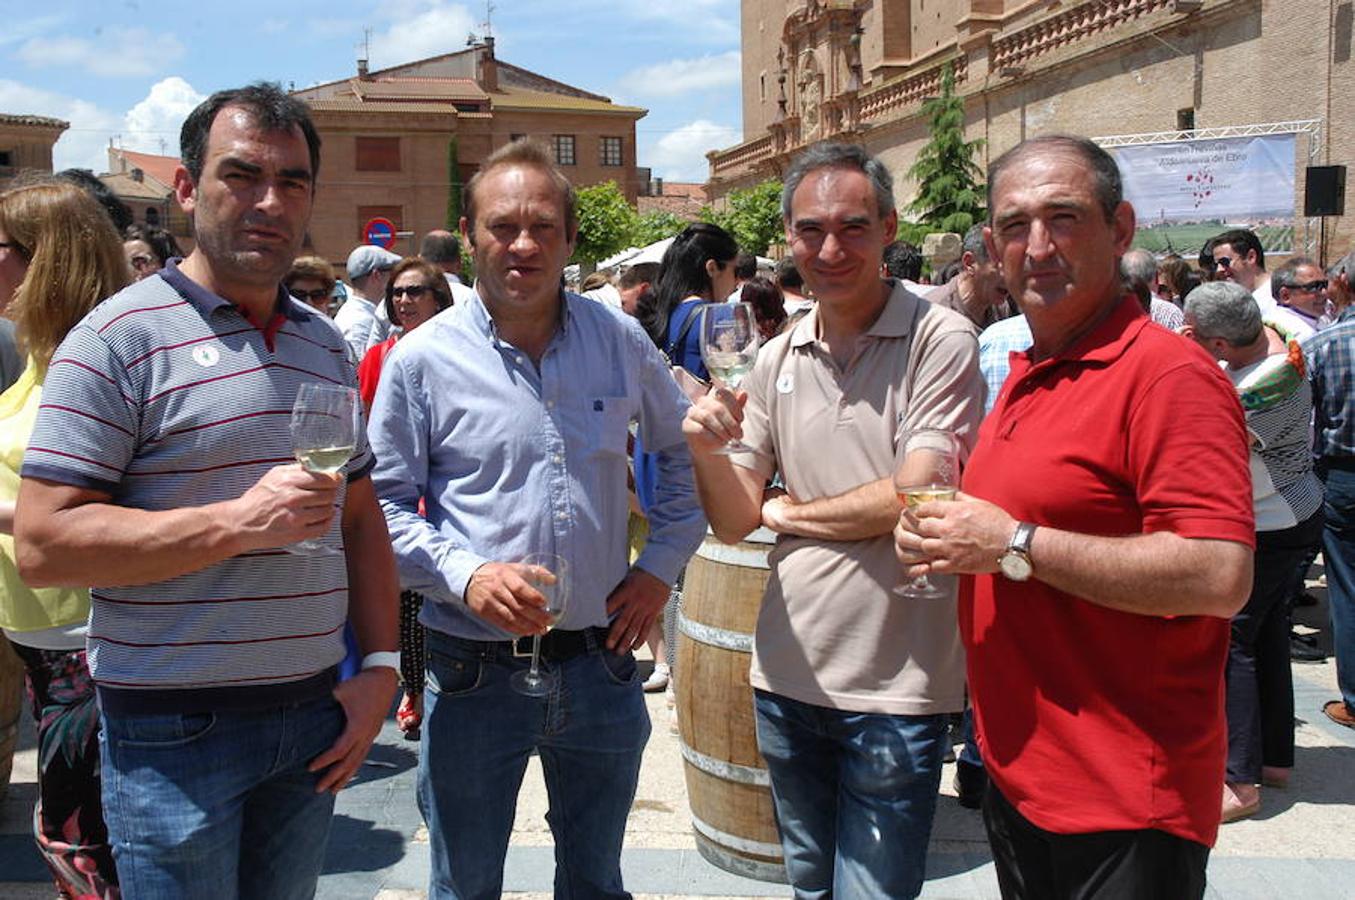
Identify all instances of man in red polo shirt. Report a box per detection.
[894,135,1255,898]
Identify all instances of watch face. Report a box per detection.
[1000,552,1032,581]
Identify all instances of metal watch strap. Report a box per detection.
[1009,521,1037,556]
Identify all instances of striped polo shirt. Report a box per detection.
[22,261,373,714]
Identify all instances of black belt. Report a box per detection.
[448,627,610,663]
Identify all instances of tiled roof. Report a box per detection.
[0,112,68,129]
[111,149,179,189]
[305,99,461,115]
[100,172,171,200]
[492,89,645,115]
[352,77,488,102]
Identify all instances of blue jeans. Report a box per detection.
[99,695,345,900]
[420,628,651,900]
[1324,465,1355,711]
[753,689,947,899]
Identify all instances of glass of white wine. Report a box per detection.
[288,382,358,557]
[699,302,760,455]
[893,429,961,599]
[510,553,571,697]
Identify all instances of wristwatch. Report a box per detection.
[998,522,1037,581]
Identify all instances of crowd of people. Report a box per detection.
[0,81,1353,900]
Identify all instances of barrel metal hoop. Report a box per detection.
[677,612,752,652]
[679,739,770,786]
[694,540,771,568]
[690,811,786,859]
[693,831,789,884]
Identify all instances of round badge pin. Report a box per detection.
[776,373,794,394]
[192,345,220,368]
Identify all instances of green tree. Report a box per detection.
[703,179,784,255]
[631,210,687,247]
[572,181,639,266]
[904,63,986,234]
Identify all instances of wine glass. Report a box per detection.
[288,383,358,556]
[893,429,961,599]
[700,302,760,455]
[509,553,571,697]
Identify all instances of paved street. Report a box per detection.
[4,591,1355,899]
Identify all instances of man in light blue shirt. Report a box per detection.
[978,313,1033,414]
[368,139,704,900]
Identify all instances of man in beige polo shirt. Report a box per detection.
[683,142,985,899]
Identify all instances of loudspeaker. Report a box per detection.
[1305,165,1346,217]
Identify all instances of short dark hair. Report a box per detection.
[740,276,787,337]
[619,262,659,290]
[464,139,576,237]
[882,241,923,281]
[419,230,462,264]
[782,141,895,221]
[1212,228,1265,272]
[775,257,804,291]
[1198,237,1218,279]
[988,135,1122,223]
[123,223,183,267]
[55,169,134,232]
[733,252,758,280]
[180,82,321,184]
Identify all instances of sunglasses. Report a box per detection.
[392,284,432,299]
[291,287,331,302]
[129,254,158,270]
[1292,280,1328,293]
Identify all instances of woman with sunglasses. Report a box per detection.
[122,223,182,282]
[357,257,453,739]
[1,179,130,898]
[285,255,340,316]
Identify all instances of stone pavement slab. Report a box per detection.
[5,653,1355,899]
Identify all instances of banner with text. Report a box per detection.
[1108,134,1297,253]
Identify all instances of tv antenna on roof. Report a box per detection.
[482,1,495,38]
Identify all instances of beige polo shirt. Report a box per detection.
[731,280,985,715]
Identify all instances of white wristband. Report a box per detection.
[360,651,400,672]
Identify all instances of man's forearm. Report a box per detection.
[689,453,763,545]
[766,478,897,542]
[16,487,243,588]
[1029,528,1252,618]
[343,483,400,655]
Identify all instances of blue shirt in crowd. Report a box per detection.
[367,290,705,640]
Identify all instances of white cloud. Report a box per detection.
[121,77,206,158]
[368,1,477,70]
[621,52,740,98]
[646,119,740,182]
[15,26,185,78]
[0,80,120,174]
[261,18,289,35]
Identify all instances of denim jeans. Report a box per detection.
[1323,465,1355,712]
[98,694,345,900]
[420,628,650,900]
[753,689,947,899]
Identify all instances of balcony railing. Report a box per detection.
[859,55,968,123]
[990,0,1172,71]
[709,134,775,179]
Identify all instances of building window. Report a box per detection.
[553,134,576,166]
[760,73,766,101]
[0,150,12,168]
[600,137,623,167]
[510,133,525,143]
[1177,108,1196,132]
[355,136,401,172]
[145,207,159,225]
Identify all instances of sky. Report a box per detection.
[1,0,746,183]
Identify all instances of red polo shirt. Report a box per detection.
[961,295,1254,847]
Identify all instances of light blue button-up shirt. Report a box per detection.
[368,290,705,640]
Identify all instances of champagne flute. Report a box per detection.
[700,302,760,455]
[510,553,571,697]
[893,429,961,599]
[288,382,357,556]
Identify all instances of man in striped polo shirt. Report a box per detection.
[14,84,399,899]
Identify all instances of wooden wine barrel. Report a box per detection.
[676,528,786,884]
[0,632,24,803]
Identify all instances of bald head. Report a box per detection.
[420,229,463,274]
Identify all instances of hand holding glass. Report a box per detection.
[893,429,961,599]
[510,554,571,697]
[699,302,760,455]
[288,383,357,556]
